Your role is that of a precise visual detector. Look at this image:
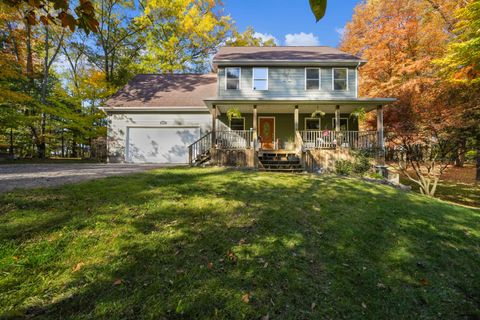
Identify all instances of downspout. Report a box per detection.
[355,61,361,99]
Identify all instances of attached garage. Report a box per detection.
[103,74,216,164]
[126,126,200,164]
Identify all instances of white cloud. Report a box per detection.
[335,27,346,38]
[253,32,279,45]
[284,32,320,46]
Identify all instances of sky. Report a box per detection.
[223,0,361,47]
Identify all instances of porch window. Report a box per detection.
[305,118,321,130]
[333,68,348,91]
[305,68,321,90]
[253,67,268,90]
[226,67,241,90]
[332,118,349,131]
[229,117,245,130]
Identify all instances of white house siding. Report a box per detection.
[107,111,211,163]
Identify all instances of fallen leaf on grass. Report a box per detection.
[227,250,238,264]
[12,256,19,261]
[262,314,269,320]
[362,302,367,309]
[113,278,123,286]
[419,278,429,286]
[207,262,214,269]
[242,293,250,303]
[72,262,84,273]
[376,282,386,289]
[311,302,316,310]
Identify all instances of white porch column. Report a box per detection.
[253,105,258,147]
[211,105,217,148]
[294,105,299,131]
[335,105,341,132]
[376,105,384,150]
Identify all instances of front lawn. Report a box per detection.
[0,168,479,319]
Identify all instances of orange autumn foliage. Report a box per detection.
[340,0,466,133]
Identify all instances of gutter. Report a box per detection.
[213,59,367,67]
[100,106,210,112]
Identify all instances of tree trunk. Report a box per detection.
[61,131,65,158]
[476,145,480,183]
[26,23,33,78]
[72,139,78,158]
[455,138,466,167]
[9,128,14,159]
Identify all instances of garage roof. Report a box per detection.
[104,73,217,109]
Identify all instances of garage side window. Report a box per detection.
[226,67,241,90]
[229,117,245,130]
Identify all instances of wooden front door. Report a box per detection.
[259,117,275,150]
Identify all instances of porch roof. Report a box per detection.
[203,97,396,114]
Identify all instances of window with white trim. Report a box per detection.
[305,68,321,90]
[229,117,245,130]
[332,118,349,131]
[305,118,321,130]
[253,67,268,90]
[333,68,348,91]
[226,67,241,90]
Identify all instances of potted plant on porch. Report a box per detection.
[284,136,295,150]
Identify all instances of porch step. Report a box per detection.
[192,151,211,166]
[258,152,303,173]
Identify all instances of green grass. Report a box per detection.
[400,178,480,208]
[0,168,479,319]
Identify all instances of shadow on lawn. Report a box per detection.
[0,168,479,319]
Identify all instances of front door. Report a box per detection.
[259,117,275,150]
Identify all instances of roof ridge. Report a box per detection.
[133,73,215,76]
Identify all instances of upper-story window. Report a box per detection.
[226,67,241,90]
[305,68,321,90]
[253,67,268,90]
[333,68,348,91]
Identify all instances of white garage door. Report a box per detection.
[126,127,200,163]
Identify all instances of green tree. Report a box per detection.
[226,27,276,47]
[437,0,480,84]
[137,0,232,73]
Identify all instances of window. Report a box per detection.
[226,67,241,90]
[253,67,268,90]
[305,118,321,130]
[229,117,245,130]
[305,68,320,90]
[332,118,349,131]
[333,68,348,91]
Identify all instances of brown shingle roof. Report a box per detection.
[105,74,216,108]
[213,46,362,63]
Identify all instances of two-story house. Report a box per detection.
[103,46,395,171]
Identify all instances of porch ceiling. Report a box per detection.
[204,98,396,114]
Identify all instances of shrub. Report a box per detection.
[353,153,372,176]
[335,159,353,175]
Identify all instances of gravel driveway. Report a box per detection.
[0,163,176,193]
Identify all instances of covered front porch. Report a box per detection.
[189,98,394,170]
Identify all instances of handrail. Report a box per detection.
[299,130,378,150]
[188,131,212,165]
[216,130,254,149]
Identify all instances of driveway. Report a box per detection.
[0,163,177,193]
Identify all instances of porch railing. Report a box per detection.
[216,130,254,149]
[188,132,212,165]
[300,130,379,150]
